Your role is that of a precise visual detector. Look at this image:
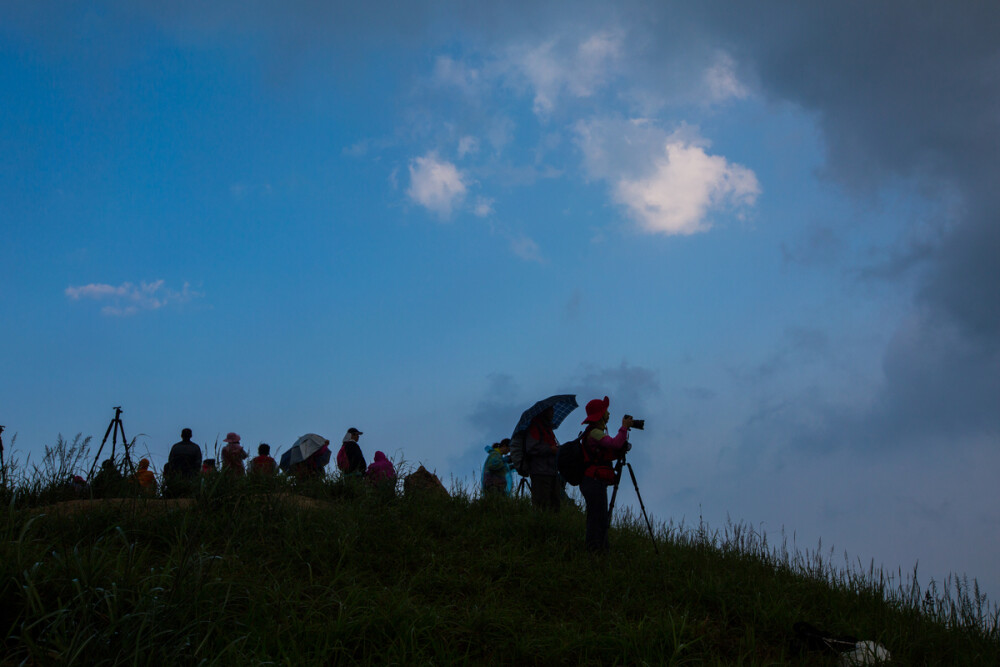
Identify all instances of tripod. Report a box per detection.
[515,476,532,497]
[87,406,136,479]
[606,444,659,554]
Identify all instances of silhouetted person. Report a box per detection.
[221,432,248,477]
[164,428,202,497]
[133,458,157,497]
[579,396,631,553]
[525,407,560,511]
[250,443,277,475]
[167,428,202,477]
[339,427,366,475]
[91,458,124,498]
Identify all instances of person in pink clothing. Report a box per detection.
[365,451,396,486]
[221,432,248,477]
[579,396,632,553]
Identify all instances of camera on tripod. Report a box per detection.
[623,414,645,430]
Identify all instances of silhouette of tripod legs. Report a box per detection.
[88,407,134,479]
[607,456,659,554]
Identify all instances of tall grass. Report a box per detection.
[0,437,998,665]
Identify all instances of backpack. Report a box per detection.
[556,430,588,486]
[336,444,350,472]
[508,431,528,476]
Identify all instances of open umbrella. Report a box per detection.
[511,394,578,436]
[278,433,330,472]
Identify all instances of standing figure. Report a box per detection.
[221,432,248,477]
[579,396,631,553]
[482,439,513,496]
[525,408,560,511]
[165,428,202,497]
[337,427,366,476]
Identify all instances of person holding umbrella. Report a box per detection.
[510,394,578,506]
[579,396,632,553]
[279,434,331,479]
[525,407,562,511]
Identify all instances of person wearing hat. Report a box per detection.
[339,427,366,475]
[579,396,632,553]
[249,443,277,475]
[221,432,248,477]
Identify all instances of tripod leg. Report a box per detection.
[88,419,116,479]
[626,462,659,554]
[606,458,625,525]
[117,419,135,476]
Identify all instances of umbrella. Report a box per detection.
[278,433,330,472]
[511,394,578,436]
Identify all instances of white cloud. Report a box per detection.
[507,30,623,116]
[616,139,759,235]
[406,153,467,218]
[576,119,760,235]
[432,55,482,96]
[509,235,543,262]
[473,196,494,217]
[703,52,749,103]
[65,280,200,316]
[458,135,479,158]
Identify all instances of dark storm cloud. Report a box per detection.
[780,226,844,268]
[466,362,661,444]
[680,1,1000,446]
[467,373,522,440]
[576,362,661,417]
[730,327,830,385]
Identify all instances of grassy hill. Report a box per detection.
[1,464,998,664]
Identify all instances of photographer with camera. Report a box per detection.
[579,396,633,553]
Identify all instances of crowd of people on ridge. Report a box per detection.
[82,426,399,499]
[72,393,635,553]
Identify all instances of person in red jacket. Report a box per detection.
[579,396,632,553]
[249,443,277,475]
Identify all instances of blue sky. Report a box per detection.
[3,2,999,602]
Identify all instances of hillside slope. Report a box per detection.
[2,478,997,665]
